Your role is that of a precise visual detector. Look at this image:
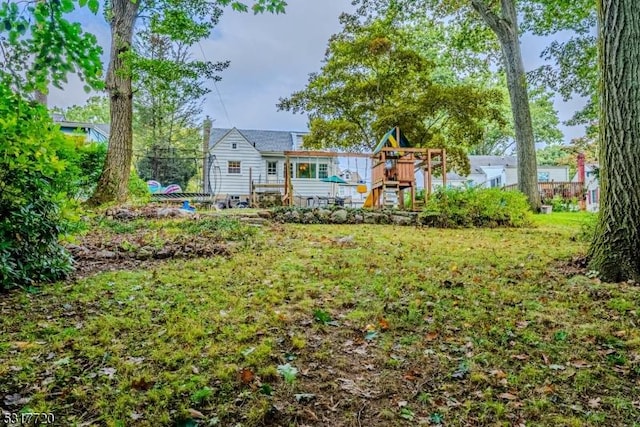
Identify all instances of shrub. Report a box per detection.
[0,89,76,289]
[420,187,532,228]
[547,195,579,212]
[128,169,151,204]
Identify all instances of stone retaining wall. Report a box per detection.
[268,207,421,226]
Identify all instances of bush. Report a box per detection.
[547,195,579,212]
[128,169,151,204]
[420,187,532,228]
[0,89,76,289]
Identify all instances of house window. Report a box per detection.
[267,161,277,176]
[489,176,502,188]
[591,189,599,203]
[228,161,241,174]
[538,172,550,182]
[232,143,237,149]
[296,162,316,179]
[318,163,328,179]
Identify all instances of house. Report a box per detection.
[573,163,600,212]
[445,156,569,188]
[53,114,110,143]
[207,128,340,204]
[337,169,369,207]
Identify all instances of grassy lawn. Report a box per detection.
[2,212,639,426]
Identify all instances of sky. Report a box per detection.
[48,1,587,142]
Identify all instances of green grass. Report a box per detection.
[2,212,639,426]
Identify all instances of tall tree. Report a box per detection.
[354,0,547,210]
[278,15,505,173]
[132,29,226,188]
[88,0,287,205]
[588,0,640,282]
[473,84,563,155]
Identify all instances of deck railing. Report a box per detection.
[503,181,585,202]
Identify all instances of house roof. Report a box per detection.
[210,128,307,152]
[56,120,110,138]
[469,155,517,168]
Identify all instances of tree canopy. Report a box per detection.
[278,15,505,174]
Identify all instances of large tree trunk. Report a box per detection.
[588,0,640,282]
[471,0,540,211]
[88,0,139,205]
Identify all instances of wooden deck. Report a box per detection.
[503,182,585,201]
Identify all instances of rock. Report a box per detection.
[331,209,348,223]
[155,247,173,259]
[157,208,177,218]
[286,210,301,222]
[354,214,364,224]
[113,208,138,220]
[96,250,117,259]
[317,208,332,220]
[257,210,273,219]
[363,212,383,224]
[135,247,154,260]
[391,215,412,226]
[303,212,317,224]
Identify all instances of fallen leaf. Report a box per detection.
[613,330,626,337]
[100,367,117,378]
[187,408,205,419]
[498,392,518,400]
[541,353,549,365]
[570,360,592,369]
[3,393,31,406]
[12,341,37,351]
[295,393,316,403]
[425,331,439,341]
[588,397,601,408]
[490,369,507,379]
[131,377,155,391]
[511,354,529,361]
[240,368,254,384]
[549,364,566,371]
[378,318,390,330]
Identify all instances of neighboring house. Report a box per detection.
[207,128,339,203]
[445,156,569,189]
[53,114,110,143]
[573,163,600,212]
[337,169,368,207]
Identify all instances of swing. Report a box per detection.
[356,157,368,194]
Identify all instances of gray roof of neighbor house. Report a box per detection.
[210,128,307,152]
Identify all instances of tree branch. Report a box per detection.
[470,0,510,39]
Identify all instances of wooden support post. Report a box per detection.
[441,149,447,188]
[411,185,415,211]
[398,189,404,210]
[427,151,433,197]
[249,167,253,206]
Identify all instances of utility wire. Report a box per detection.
[198,41,232,127]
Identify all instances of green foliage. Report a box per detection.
[127,169,151,203]
[0,88,76,289]
[420,187,532,228]
[0,0,103,94]
[277,14,506,173]
[52,96,110,123]
[547,195,579,213]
